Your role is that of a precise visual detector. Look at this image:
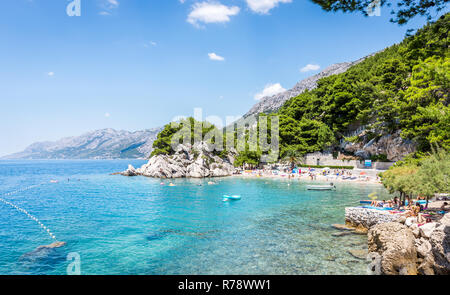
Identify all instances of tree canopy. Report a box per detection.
[152,14,450,169]
[311,0,449,24]
[381,148,450,197]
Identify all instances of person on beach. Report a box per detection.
[402,196,411,207]
[393,197,401,209]
[385,200,393,208]
[441,202,450,212]
[401,202,421,218]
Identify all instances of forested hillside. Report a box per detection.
[274,13,449,160]
[152,14,449,167]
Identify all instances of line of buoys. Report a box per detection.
[0,197,58,241]
[0,180,61,241]
[2,182,47,197]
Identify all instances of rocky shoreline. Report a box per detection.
[345,206,450,275]
[118,142,236,178]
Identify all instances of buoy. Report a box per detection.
[0,181,59,241]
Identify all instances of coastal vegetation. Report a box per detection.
[381,148,450,199]
[238,13,449,164]
[151,117,225,158]
[151,14,449,170]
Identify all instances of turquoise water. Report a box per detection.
[0,160,392,275]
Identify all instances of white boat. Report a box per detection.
[307,184,336,191]
[223,195,241,201]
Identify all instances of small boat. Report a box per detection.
[307,184,336,191]
[223,195,241,202]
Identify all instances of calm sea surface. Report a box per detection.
[0,160,392,275]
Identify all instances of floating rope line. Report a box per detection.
[2,182,47,197]
[0,180,60,241]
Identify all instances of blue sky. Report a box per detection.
[0,0,433,156]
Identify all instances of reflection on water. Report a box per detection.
[0,160,391,275]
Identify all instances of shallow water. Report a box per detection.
[0,160,392,275]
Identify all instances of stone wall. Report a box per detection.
[304,152,358,167]
[304,152,393,170]
[345,207,401,229]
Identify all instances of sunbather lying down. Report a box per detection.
[399,203,431,223]
[370,199,394,208]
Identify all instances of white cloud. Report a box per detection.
[300,64,321,72]
[47,72,55,77]
[107,0,119,7]
[143,41,157,48]
[187,2,240,27]
[208,52,225,61]
[104,113,111,118]
[99,0,119,15]
[246,0,292,14]
[254,83,286,100]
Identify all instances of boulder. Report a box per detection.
[348,249,368,260]
[419,222,437,239]
[418,254,436,275]
[415,238,432,258]
[429,224,450,275]
[440,212,450,227]
[368,222,418,275]
[120,165,138,176]
[405,217,416,227]
[332,224,355,231]
[410,224,420,238]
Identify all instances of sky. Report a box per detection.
[0,0,435,156]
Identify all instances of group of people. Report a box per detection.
[369,195,450,224]
[370,196,426,221]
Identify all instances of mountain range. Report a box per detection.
[244,54,375,118]
[2,128,162,160]
[4,55,370,159]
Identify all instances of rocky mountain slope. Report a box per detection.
[244,54,375,118]
[3,128,162,159]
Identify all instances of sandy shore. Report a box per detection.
[232,171,383,185]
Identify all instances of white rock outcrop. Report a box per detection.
[120,143,236,178]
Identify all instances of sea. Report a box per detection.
[0,160,392,275]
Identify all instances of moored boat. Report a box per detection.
[307,184,336,191]
[223,195,242,201]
